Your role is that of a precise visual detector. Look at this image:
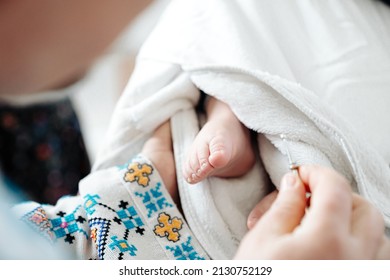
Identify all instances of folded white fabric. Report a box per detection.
[93,61,268,259]
[12,155,208,259]
[94,0,390,258]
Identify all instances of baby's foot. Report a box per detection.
[141,121,178,205]
[183,113,255,184]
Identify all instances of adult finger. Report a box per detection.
[253,172,306,236]
[298,165,352,234]
[247,190,278,230]
[375,236,390,259]
[351,193,385,258]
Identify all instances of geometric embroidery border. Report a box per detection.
[89,217,111,260]
[20,206,55,243]
[166,236,205,260]
[135,182,173,218]
[50,206,88,244]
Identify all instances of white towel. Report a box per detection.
[94,0,390,258]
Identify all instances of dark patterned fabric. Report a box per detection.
[380,0,390,6]
[0,98,91,204]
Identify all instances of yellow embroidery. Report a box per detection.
[124,162,153,187]
[90,228,97,242]
[30,208,48,225]
[154,213,183,242]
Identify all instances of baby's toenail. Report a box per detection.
[196,169,201,175]
[191,173,197,180]
[201,163,207,169]
[187,177,192,183]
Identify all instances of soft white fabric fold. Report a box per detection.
[94,0,390,258]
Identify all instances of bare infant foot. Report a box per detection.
[141,121,179,205]
[183,100,255,184]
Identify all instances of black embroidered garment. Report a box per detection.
[0,98,91,204]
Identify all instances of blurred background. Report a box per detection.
[0,0,170,204]
[72,0,169,162]
[71,0,170,164]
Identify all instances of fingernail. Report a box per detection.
[280,173,297,190]
[247,216,258,229]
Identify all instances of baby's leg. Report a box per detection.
[183,97,255,184]
[141,121,178,205]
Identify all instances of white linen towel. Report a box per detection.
[94,0,390,258]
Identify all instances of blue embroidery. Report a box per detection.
[166,236,205,260]
[109,236,137,257]
[135,182,173,218]
[50,205,88,243]
[89,218,111,260]
[83,194,101,215]
[116,205,145,234]
[20,206,54,243]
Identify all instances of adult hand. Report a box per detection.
[235,165,390,259]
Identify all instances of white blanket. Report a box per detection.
[94,0,390,259]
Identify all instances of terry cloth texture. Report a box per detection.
[94,0,390,258]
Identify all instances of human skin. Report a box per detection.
[236,165,390,259]
[0,0,152,95]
